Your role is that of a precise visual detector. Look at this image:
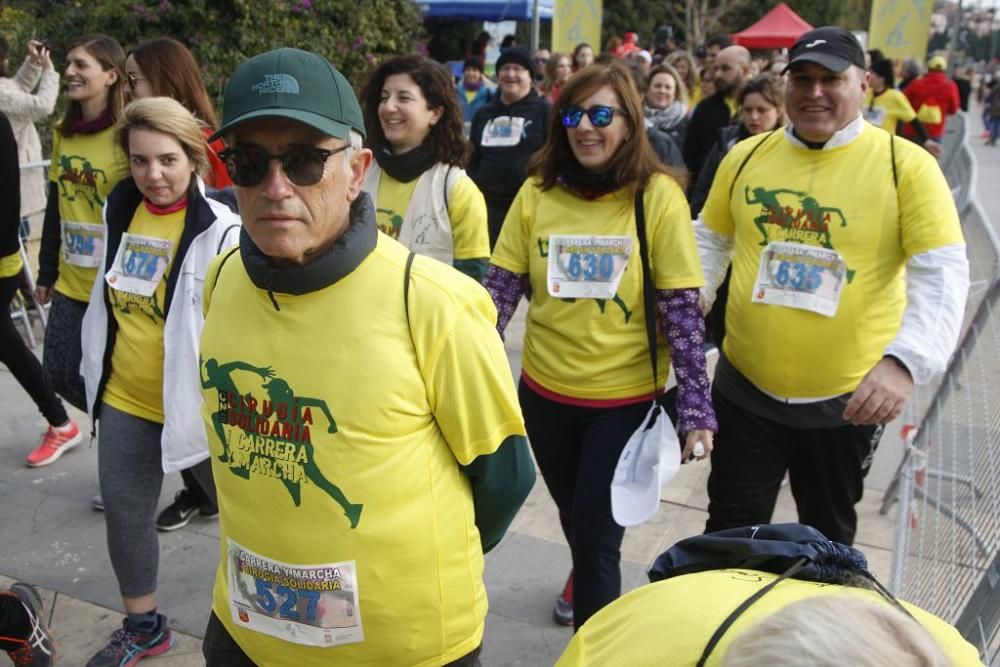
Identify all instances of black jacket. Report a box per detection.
[648,115,689,170]
[468,90,550,205]
[689,123,751,217]
[682,93,735,184]
[0,113,20,259]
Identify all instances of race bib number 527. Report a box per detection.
[228,539,364,647]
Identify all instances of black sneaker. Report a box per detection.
[155,489,199,532]
[1,582,56,666]
[86,615,173,666]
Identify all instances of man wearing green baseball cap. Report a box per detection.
[199,48,534,666]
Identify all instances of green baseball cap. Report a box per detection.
[210,47,365,142]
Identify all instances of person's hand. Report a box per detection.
[681,429,714,462]
[34,285,53,305]
[923,139,943,158]
[27,40,53,70]
[843,357,914,425]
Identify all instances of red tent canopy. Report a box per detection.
[731,3,813,49]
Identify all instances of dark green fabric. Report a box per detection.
[453,257,489,283]
[461,434,534,553]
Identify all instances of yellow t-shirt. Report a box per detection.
[49,126,129,302]
[724,94,738,119]
[701,126,963,397]
[0,250,23,278]
[102,203,186,423]
[491,173,703,400]
[864,88,918,132]
[557,569,982,666]
[374,171,489,260]
[199,234,525,666]
[688,83,703,108]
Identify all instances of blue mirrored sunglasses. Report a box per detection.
[560,105,622,128]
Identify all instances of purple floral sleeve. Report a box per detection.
[483,265,528,334]
[657,288,718,434]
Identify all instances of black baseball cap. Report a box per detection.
[784,26,866,73]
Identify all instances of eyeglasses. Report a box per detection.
[560,105,624,128]
[218,145,349,187]
[126,73,145,89]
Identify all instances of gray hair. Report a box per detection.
[340,130,364,176]
[722,595,952,667]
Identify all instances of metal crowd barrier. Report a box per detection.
[881,112,1000,664]
[9,160,51,346]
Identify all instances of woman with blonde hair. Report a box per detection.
[31,34,129,468]
[666,50,702,106]
[80,96,239,666]
[485,62,715,630]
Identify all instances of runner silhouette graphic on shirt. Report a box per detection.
[202,358,363,528]
[745,185,805,245]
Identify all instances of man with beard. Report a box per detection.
[683,45,754,181]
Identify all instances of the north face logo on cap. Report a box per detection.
[252,74,300,94]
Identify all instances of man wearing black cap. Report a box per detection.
[198,47,534,665]
[695,27,969,545]
[468,45,550,248]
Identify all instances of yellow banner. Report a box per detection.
[552,0,603,56]
[868,0,935,61]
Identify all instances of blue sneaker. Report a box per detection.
[86,615,174,667]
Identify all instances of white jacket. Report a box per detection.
[362,161,463,265]
[82,176,241,473]
[0,60,59,217]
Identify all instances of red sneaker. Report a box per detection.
[26,422,82,467]
[553,570,574,626]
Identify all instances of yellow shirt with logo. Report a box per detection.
[102,204,185,423]
[199,234,525,666]
[0,251,23,278]
[48,126,129,302]
[491,173,703,400]
[557,569,981,666]
[864,88,917,132]
[701,126,963,397]
[373,171,489,260]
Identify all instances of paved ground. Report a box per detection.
[2,106,996,666]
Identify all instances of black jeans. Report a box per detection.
[0,274,68,425]
[202,613,482,665]
[705,386,883,546]
[519,380,654,630]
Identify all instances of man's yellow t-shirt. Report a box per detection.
[199,234,524,665]
[48,126,129,302]
[373,171,489,260]
[864,88,918,133]
[102,203,186,423]
[491,173,703,401]
[700,126,963,397]
[557,569,982,666]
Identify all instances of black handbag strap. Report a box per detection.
[633,187,657,394]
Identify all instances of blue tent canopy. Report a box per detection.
[419,0,554,21]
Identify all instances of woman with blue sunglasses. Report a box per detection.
[485,63,717,631]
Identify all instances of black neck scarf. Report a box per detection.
[557,158,621,200]
[373,138,437,183]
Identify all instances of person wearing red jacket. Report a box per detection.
[902,56,960,143]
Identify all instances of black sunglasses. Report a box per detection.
[560,105,624,128]
[218,145,349,187]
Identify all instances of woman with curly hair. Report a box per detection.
[361,54,489,281]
